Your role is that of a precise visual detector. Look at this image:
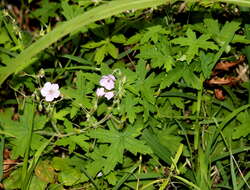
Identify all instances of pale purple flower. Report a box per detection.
[96,87,105,97]
[96,88,115,100]
[99,74,116,90]
[104,91,115,100]
[41,82,60,102]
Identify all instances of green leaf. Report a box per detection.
[0,102,39,159]
[156,125,183,154]
[1,0,249,86]
[195,19,240,53]
[142,129,172,165]
[120,93,141,123]
[61,1,83,20]
[0,0,169,86]
[0,28,10,44]
[212,20,240,47]
[125,33,142,45]
[34,114,48,130]
[140,25,170,44]
[160,63,184,89]
[203,18,220,37]
[52,157,70,171]
[58,167,88,186]
[135,61,158,104]
[140,74,157,104]
[111,34,126,44]
[232,34,250,44]
[47,184,64,190]
[139,98,156,122]
[200,51,214,79]
[35,160,55,183]
[82,40,106,49]
[53,108,71,121]
[3,168,22,189]
[94,45,107,64]
[106,42,118,58]
[137,38,174,71]
[55,134,89,153]
[29,176,47,190]
[61,71,92,115]
[0,122,45,159]
[88,121,151,174]
[85,145,107,176]
[232,111,250,139]
[167,95,184,110]
[52,157,88,186]
[30,0,60,24]
[182,68,202,90]
[62,54,93,65]
[171,28,218,63]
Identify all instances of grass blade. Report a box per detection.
[113,162,139,190]
[238,171,250,189]
[230,154,237,190]
[174,176,201,190]
[25,136,54,189]
[209,104,250,151]
[142,129,172,165]
[160,144,184,190]
[21,100,35,190]
[212,146,250,162]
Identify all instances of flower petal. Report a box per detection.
[51,83,59,90]
[96,88,105,97]
[104,91,114,100]
[41,87,48,97]
[108,74,116,81]
[53,90,60,98]
[45,95,54,102]
[44,82,52,88]
[99,77,107,87]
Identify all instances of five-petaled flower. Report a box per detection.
[96,87,105,97]
[41,82,60,102]
[104,91,115,100]
[99,74,116,90]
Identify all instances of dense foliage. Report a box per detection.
[0,0,250,189]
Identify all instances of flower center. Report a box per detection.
[48,89,54,95]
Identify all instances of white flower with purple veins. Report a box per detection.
[41,82,60,102]
[96,87,105,97]
[99,74,116,90]
[104,91,115,100]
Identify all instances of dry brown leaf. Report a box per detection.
[214,55,245,71]
[207,77,238,86]
[214,88,225,100]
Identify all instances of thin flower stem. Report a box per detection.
[136,155,142,190]
[51,120,62,136]
[232,156,250,189]
[9,84,27,98]
[141,179,164,190]
[93,114,112,127]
